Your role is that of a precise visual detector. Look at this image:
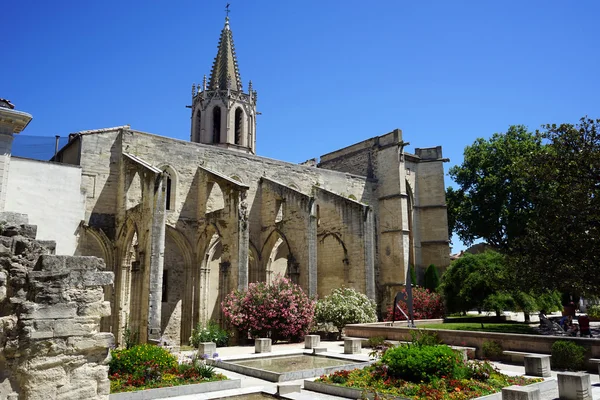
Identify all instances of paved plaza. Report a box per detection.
[157,339,600,400]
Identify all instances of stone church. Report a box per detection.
[3,16,449,347]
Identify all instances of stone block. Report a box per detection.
[77,301,111,317]
[277,384,301,395]
[19,224,38,239]
[81,271,114,287]
[312,347,328,354]
[344,338,362,354]
[557,372,592,400]
[305,334,320,349]
[21,303,79,320]
[523,355,551,377]
[501,385,540,400]
[255,338,272,353]
[34,255,67,272]
[0,211,28,226]
[197,342,216,358]
[65,256,106,271]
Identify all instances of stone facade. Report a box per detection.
[0,212,114,400]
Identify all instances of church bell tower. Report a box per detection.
[190,16,257,154]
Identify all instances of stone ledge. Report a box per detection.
[108,378,241,400]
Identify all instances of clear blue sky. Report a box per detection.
[4,1,600,251]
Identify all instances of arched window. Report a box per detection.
[212,107,221,144]
[234,108,243,145]
[195,110,202,142]
[161,166,177,211]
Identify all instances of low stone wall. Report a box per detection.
[345,322,600,368]
[0,215,114,400]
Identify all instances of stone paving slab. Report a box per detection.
[160,341,600,400]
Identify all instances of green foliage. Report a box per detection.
[423,264,440,292]
[315,287,377,335]
[483,292,516,316]
[409,329,442,347]
[587,305,600,318]
[366,336,387,348]
[440,251,508,314]
[535,290,562,313]
[551,340,586,371]
[109,344,178,376]
[481,340,503,359]
[380,344,463,383]
[447,125,542,250]
[317,364,542,399]
[512,118,600,295]
[123,323,139,350]
[189,320,230,348]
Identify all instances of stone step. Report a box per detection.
[0,212,29,226]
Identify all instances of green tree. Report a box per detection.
[447,126,543,250]
[423,264,440,292]
[440,251,508,314]
[512,118,600,295]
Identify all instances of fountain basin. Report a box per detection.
[209,352,371,382]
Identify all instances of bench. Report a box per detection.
[503,350,549,363]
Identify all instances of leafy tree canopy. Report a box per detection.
[512,118,600,295]
[447,125,543,250]
[448,118,600,295]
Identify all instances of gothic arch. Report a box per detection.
[114,218,141,346]
[77,224,115,333]
[212,106,222,144]
[160,165,178,211]
[197,224,226,325]
[206,181,225,213]
[194,108,202,142]
[248,240,260,283]
[162,226,193,345]
[317,232,350,298]
[261,230,297,284]
[234,107,244,145]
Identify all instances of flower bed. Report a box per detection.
[109,344,228,394]
[314,343,542,400]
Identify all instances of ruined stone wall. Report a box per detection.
[0,213,114,400]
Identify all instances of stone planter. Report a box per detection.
[109,379,241,400]
[304,378,556,400]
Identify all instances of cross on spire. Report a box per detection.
[225,3,231,17]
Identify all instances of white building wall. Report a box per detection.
[5,157,85,255]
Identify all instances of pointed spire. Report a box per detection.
[209,16,243,91]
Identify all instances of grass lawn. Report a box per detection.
[419,322,538,335]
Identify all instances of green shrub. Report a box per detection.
[423,264,440,292]
[551,340,586,371]
[366,336,387,348]
[380,344,463,382]
[481,340,503,359]
[409,329,442,347]
[109,344,178,375]
[189,320,230,348]
[315,287,377,337]
[587,304,600,318]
